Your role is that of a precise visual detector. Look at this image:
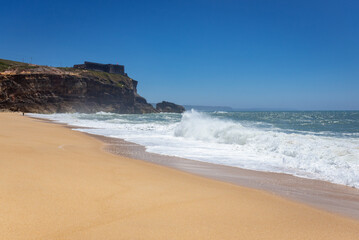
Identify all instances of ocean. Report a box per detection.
[31,110,359,188]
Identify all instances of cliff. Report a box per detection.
[0,59,156,114]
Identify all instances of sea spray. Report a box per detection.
[30,110,359,187]
[174,110,255,145]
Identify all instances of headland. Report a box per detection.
[0,59,184,114]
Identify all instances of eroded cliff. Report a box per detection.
[0,59,156,113]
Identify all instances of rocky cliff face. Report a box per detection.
[0,59,156,114]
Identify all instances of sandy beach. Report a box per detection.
[101,135,359,220]
[1,112,359,240]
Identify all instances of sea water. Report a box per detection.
[30,110,359,188]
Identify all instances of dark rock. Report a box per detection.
[156,101,185,113]
[0,61,157,114]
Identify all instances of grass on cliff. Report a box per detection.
[0,59,39,73]
[57,67,130,88]
[86,71,127,86]
[0,59,131,89]
[0,59,29,72]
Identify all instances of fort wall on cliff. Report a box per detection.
[74,61,125,75]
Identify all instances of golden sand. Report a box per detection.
[1,112,359,240]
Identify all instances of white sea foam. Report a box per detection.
[30,110,359,188]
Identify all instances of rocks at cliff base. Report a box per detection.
[0,59,187,114]
[156,101,185,113]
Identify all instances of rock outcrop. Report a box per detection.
[156,101,185,113]
[0,59,156,114]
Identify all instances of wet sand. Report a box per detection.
[2,112,359,240]
[99,136,359,221]
[38,116,359,220]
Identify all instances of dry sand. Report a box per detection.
[1,112,359,240]
[101,135,359,220]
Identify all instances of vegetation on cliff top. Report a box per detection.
[0,58,157,114]
[58,67,129,88]
[0,58,180,114]
[0,59,132,89]
[0,59,32,72]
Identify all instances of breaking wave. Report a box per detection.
[30,110,359,187]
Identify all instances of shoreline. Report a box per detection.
[31,114,359,220]
[95,134,359,221]
[2,112,359,239]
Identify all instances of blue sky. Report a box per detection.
[1,0,358,110]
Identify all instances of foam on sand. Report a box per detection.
[31,110,359,187]
[2,112,359,239]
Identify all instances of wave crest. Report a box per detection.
[174,110,253,145]
[173,110,359,187]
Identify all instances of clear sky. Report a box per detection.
[1,0,358,110]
